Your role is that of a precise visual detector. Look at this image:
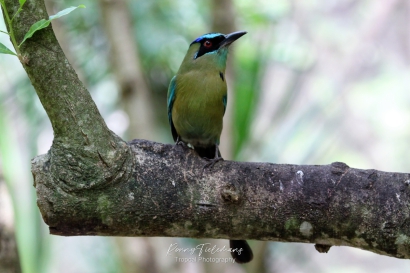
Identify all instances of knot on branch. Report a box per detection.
[330,162,349,175]
[43,135,134,192]
[220,184,241,203]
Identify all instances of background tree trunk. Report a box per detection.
[99,0,158,141]
[211,0,236,160]
[0,177,21,273]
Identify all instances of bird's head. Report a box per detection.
[178,31,247,73]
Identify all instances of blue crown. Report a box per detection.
[191,33,224,44]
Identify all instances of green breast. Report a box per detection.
[172,70,227,147]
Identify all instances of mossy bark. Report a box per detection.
[33,140,410,259]
[2,0,134,189]
[3,0,410,262]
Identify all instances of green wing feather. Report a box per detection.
[167,76,178,141]
[223,94,227,115]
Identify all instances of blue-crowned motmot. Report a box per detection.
[167,31,253,263]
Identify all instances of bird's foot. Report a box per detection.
[176,140,188,147]
[202,156,224,171]
[175,137,188,148]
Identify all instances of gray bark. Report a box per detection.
[33,140,410,259]
[2,0,133,193]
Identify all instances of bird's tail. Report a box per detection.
[230,240,253,263]
[194,145,221,159]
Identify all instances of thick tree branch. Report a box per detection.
[33,139,410,259]
[2,0,134,190]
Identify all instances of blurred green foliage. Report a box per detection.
[1,0,410,272]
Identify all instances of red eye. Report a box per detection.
[204,41,212,48]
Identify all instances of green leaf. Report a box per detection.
[19,0,26,8]
[19,5,85,47]
[0,43,17,56]
[49,5,86,20]
[19,19,50,47]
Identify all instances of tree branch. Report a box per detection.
[2,0,134,190]
[33,139,410,259]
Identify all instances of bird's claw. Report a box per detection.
[175,137,188,148]
[176,141,187,147]
[202,156,224,171]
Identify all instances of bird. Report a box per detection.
[167,31,253,264]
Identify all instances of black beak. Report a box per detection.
[219,31,247,48]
